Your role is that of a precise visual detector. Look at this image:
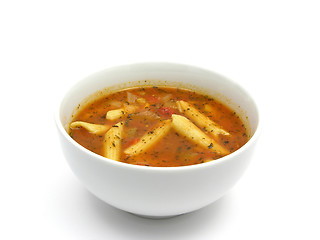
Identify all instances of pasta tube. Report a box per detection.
[104,122,124,161]
[124,120,172,156]
[176,100,230,137]
[171,114,229,155]
[106,105,136,120]
[70,121,110,134]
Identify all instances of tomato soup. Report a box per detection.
[68,86,248,167]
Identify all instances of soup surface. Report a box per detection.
[69,86,248,167]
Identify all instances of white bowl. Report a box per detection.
[55,62,260,218]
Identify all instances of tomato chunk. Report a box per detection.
[126,137,140,146]
[158,107,176,117]
[145,95,160,103]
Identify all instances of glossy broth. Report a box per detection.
[69,86,248,167]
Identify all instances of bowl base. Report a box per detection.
[131,212,184,219]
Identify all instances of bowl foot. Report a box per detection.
[131,212,184,219]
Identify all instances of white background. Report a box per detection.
[1,0,319,239]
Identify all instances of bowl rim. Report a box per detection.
[55,61,261,172]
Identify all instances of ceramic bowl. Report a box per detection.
[56,62,260,218]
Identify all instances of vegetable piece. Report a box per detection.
[106,105,136,120]
[176,100,230,137]
[134,110,160,120]
[104,122,124,161]
[126,137,140,146]
[158,106,176,117]
[124,119,172,156]
[171,114,229,155]
[204,104,214,112]
[136,98,146,104]
[161,93,172,102]
[163,100,178,109]
[145,95,160,103]
[70,121,110,134]
[127,92,138,104]
[126,127,137,138]
[107,100,122,108]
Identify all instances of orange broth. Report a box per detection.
[69,86,248,167]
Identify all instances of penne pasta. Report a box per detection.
[124,119,172,156]
[104,122,124,161]
[70,121,110,134]
[106,105,136,120]
[106,108,126,120]
[171,114,229,155]
[176,100,230,137]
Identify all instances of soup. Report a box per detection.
[68,86,248,167]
